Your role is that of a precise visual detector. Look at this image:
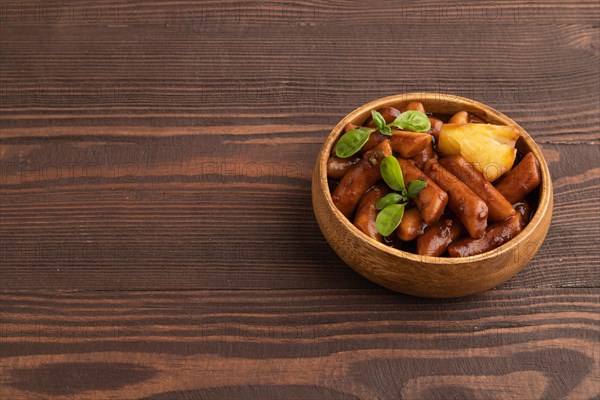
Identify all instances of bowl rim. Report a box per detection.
[317,92,553,265]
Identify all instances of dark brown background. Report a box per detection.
[1,1,599,399]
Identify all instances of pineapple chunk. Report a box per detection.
[439,123,517,181]
[437,127,461,155]
[442,123,519,146]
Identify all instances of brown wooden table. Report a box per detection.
[1,1,599,398]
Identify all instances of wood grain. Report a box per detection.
[1,4,599,143]
[1,0,599,397]
[1,288,599,399]
[0,140,597,290]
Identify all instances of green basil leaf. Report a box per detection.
[380,156,405,191]
[375,203,405,237]
[376,193,403,210]
[334,128,374,158]
[401,188,409,202]
[371,110,386,131]
[408,179,427,198]
[388,110,431,132]
[379,125,393,136]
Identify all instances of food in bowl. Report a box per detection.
[327,101,542,258]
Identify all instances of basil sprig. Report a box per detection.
[375,204,405,237]
[376,193,404,211]
[408,179,428,198]
[380,156,405,191]
[375,156,427,237]
[371,110,393,136]
[335,108,431,158]
[372,109,431,135]
[388,110,431,132]
[335,127,375,158]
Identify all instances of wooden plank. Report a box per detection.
[1,14,598,143]
[1,0,599,27]
[1,0,598,398]
[0,288,598,399]
[0,140,598,290]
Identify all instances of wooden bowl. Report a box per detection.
[312,93,553,298]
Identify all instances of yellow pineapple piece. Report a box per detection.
[437,127,461,155]
[442,123,519,146]
[438,123,517,181]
